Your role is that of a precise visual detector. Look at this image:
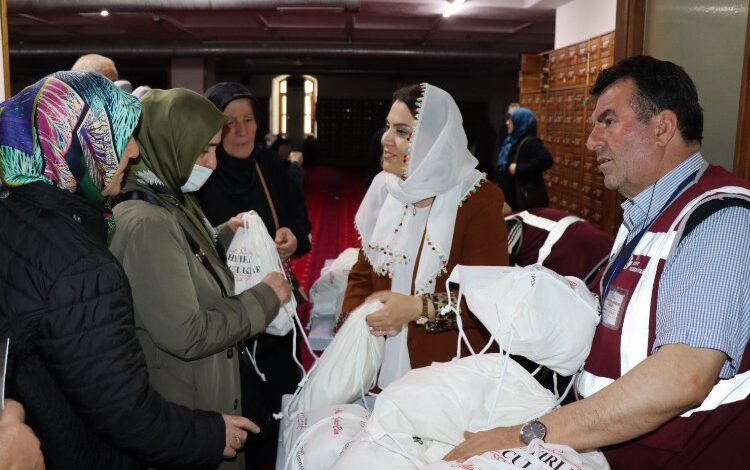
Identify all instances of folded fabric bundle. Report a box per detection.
[283,404,370,470]
[448,264,599,376]
[365,353,557,465]
[421,439,610,470]
[309,247,360,321]
[280,300,385,446]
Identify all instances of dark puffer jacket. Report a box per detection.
[0,182,225,470]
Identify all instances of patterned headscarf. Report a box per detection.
[496,107,538,170]
[0,71,141,207]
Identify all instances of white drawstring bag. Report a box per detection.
[309,247,360,322]
[421,439,610,470]
[283,404,370,470]
[226,211,297,336]
[448,264,599,376]
[279,301,385,441]
[365,353,557,465]
[331,436,420,470]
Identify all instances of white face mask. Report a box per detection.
[180,164,213,193]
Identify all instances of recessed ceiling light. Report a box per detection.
[100,10,110,17]
[442,0,466,18]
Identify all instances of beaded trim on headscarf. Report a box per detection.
[401,83,426,180]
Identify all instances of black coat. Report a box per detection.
[197,146,312,256]
[501,137,553,210]
[0,182,225,470]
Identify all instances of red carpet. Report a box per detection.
[290,166,367,368]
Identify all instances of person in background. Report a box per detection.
[0,72,247,469]
[109,88,291,470]
[132,85,152,100]
[0,399,44,470]
[447,55,750,469]
[507,102,520,114]
[199,82,312,470]
[71,53,118,81]
[340,83,509,388]
[114,79,133,93]
[495,107,553,210]
[301,134,318,166]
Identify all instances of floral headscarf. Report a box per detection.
[0,71,141,207]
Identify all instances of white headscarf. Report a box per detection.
[354,83,484,386]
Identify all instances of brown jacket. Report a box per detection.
[342,180,509,369]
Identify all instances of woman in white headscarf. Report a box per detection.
[340,83,509,387]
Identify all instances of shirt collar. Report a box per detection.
[621,151,705,231]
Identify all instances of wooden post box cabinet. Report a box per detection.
[518,31,621,233]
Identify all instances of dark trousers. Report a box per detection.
[240,330,301,469]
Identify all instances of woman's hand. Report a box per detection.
[275,227,297,260]
[363,291,421,336]
[261,272,292,305]
[227,212,250,233]
[221,414,260,459]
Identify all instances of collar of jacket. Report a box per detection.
[10,182,108,245]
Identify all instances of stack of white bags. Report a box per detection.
[278,264,609,470]
[308,247,360,322]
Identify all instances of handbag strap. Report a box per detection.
[511,136,533,165]
[254,161,280,232]
[112,190,229,298]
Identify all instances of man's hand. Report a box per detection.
[261,272,292,305]
[0,399,45,470]
[363,291,421,336]
[446,343,727,461]
[444,427,521,462]
[221,414,260,459]
[275,227,298,260]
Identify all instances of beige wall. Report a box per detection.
[644,0,749,170]
[555,0,617,49]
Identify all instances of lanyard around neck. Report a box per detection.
[600,170,699,306]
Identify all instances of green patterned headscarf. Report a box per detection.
[129,88,228,252]
[0,71,141,205]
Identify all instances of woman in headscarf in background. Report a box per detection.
[0,72,244,469]
[495,107,553,210]
[108,88,291,470]
[340,83,509,389]
[198,82,312,469]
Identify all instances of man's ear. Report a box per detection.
[653,109,678,147]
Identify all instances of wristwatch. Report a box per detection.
[519,420,547,445]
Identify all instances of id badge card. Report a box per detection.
[601,286,629,330]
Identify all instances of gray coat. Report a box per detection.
[110,184,280,470]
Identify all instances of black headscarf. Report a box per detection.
[198,83,279,234]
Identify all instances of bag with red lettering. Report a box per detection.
[282,404,370,470]
[226,211,297,335]
[420,440,610,470]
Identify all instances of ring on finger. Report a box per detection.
[234,434,241,448]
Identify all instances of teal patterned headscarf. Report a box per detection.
[0,71,141,208]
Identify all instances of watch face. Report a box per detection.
[520,420,547,444]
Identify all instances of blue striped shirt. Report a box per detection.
[621,152,750,378]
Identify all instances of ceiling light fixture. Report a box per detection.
[442,0,466,18]
[100,9,110,17]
